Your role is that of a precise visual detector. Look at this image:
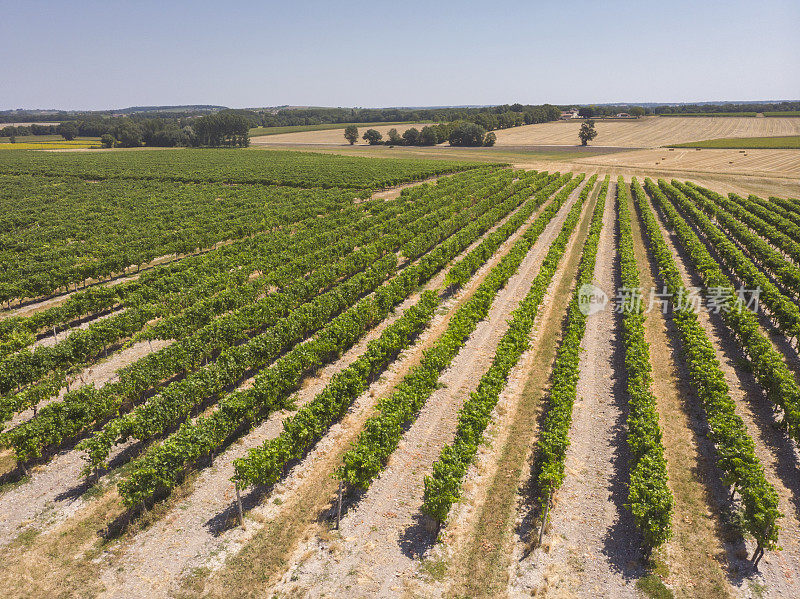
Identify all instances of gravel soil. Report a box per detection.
[0,339,170,547]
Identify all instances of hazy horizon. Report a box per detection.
[2,0,798,112]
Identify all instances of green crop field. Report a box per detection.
[668,135,800,149]
[1,143,798,599]
[0,147,480,189]
[658,112,758,117]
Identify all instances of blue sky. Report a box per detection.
[1,0,798,110]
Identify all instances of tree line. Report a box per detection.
[259,103,562,129]
[1,111,251,148]
[347,122,497,147]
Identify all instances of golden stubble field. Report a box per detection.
[250,122,433,145]
[251,116,800,149]
[492,116,800,147]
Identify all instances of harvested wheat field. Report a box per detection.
[574,147,800,176]
[249,117,800,149]
[492,116,800,148]
[250,123,432,145]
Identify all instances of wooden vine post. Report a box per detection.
[235,482,245,530]
[538,491,552,547]
[336,481,343,529]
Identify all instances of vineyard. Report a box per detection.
[1,148,800,599]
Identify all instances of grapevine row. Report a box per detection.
[633,178,780,560]
[419,174,601,525]
[1,175,360,304]
[336,174,588,491]
[666,182,800,340]
[0,197,411,426]
[616,178,673,552]
[719,190,800,249]
[230,174,568,489]
[445,173,569,288]
[77,179,507,470]
[115,169,552,506]
[767,195,800,223]
[649,180,800,443]
[0,198,372,346]
[676,183,800,303]
[7,174,503,462]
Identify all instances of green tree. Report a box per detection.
[114,122,143,147]
[578,106,594,119]
[630,106,646,118]
[362,129,383,145]
[192,111,249,147]
[419,126,438,146]
[578,120,598,146]
[344,125,359,145]
[386,128,402,145]
[448,122,486,147]
[100,134,116,148]
[483,131,497,147]
[58,122,79,141]
[402,127,421,146]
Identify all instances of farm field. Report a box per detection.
[1,147,800,599]
[248,121,427,137]
[251,122,434,145]
[0,138,99,150]
[669,135,800,149]
[491,116,800,148]
[567,148,800,181]
[250,116,800,149]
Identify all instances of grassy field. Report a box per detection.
[764,111,800,117]
[248,121,429,136]
[669,135,800,149]
[658,112,758,117]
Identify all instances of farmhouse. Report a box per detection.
[560,108,579,119]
